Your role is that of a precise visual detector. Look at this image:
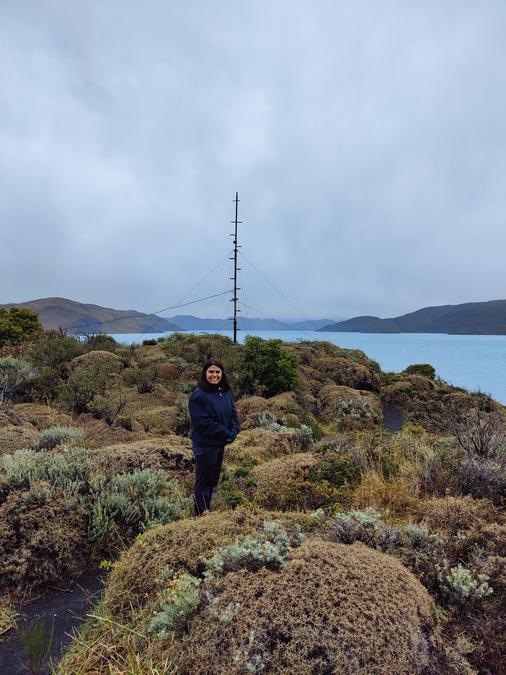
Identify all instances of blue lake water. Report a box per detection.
[110,330,506,405]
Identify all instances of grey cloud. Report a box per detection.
[1,0,505,321]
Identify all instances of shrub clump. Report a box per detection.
[36,425,86,450]
[172,538,448,675]
[239,336,299,397]
[0,357,36,405]
[404,363,436,380]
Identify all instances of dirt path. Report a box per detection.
[0,569,107,675]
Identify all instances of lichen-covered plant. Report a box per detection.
[149,571,201,639]
[443,563,493,603]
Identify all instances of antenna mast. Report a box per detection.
[230,192,241,343]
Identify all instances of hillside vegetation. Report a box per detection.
[0,322,504,673]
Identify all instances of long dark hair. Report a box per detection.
[197,358,232,392]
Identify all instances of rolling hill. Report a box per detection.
[320,299,506,335]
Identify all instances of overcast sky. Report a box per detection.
[1,1,505,321]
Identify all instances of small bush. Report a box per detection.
[444,563,493,603]
[0,307,42,348]
[239,336,299,397]
[36,426,86,450]
[25,331,85,368]
[83,334,118,353]
[58,364,107,414]
[149,572,201,638]
[124,365,159,393]
[204,521,303,581]
[142,338,158,346]
[404,364,436,380]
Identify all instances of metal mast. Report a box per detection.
[230,192,241,343]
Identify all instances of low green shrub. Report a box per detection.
[149,572,201,638]
[404,364,436,380]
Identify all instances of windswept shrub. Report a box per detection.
[239,336,299,397]
[83,334,118,353]
[424,392,505,461]
[36,425,85,450]
[58,364,109,414]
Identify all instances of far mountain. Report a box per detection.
[320,299,506,335]
[165,315,338,331]
[1,298,180,334]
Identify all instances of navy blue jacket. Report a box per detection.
[189,386,240,449]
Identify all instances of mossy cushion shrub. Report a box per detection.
[235,391,312,430]
[290,340,381,392]
[98,437,194,487]
[0,425,39,456]
[159,333,240,382]
[171,538,451,675]
[12,403,74,430]
[68,350,123,374]
[249,452,358,511]
[104,509,317,618]
[225,427,313,467]
[0,488,88,592]
[0,446,192,594]
[317,384,383,430]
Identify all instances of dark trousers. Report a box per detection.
[193,446,224,516]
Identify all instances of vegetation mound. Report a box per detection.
[98,436,194,485]
[175,539,444,675]
[60,511,457,675]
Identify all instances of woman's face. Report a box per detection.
[206,365,223,385]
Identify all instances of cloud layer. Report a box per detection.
[1,1,505,320]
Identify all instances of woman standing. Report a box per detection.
[189,358,240,515]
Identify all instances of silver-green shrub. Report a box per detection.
[0,356,36,404]
[444,563,493,602]
[36,426,86,450]
[204,521,304,581]
[149,573,201,639]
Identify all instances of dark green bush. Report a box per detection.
[404,364,436,380]
[25,331,85,368]
[239,336,299,397]
[143,338,158,346]
[0,308,42,348]
[84,334,118,353]
[58,364,109,414]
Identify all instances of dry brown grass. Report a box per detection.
[352,469,420,519]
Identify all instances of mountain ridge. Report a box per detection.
[320,299,506,334]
